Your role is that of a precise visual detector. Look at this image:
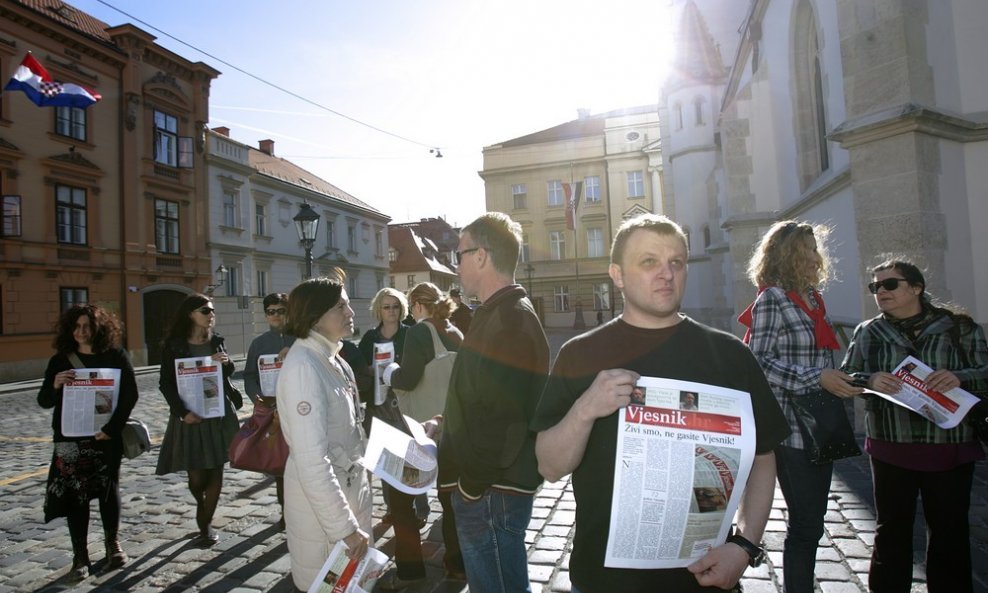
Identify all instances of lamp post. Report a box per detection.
[293,202,321,279]
[524,263,535,296]
[204,264,228,296]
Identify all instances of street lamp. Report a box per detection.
[204,264,228,296]
[293,202,320,279]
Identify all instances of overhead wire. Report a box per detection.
[93,0,444,153]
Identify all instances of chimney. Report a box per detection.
[213,126,230,137]
[259,139,275,155]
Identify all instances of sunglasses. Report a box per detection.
[196,307,215,315]
[265,308,287,316]
[867,278,909,294]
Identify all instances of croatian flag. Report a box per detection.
[4,52,101,108]
[564,181,583,231]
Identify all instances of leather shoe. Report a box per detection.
[196,527,219,547]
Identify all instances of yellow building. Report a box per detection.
[0,0,218,379]
[479,106,662,327]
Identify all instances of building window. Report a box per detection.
[2,196,21,237]
[223,190,238,227]
[225,266,239,297]
[256,270,268,297]
[512,184,527,210]
[389,248,398,263]
[587,227,604,258]
[348,223,357,252]
[55,106,86,141]
[694,97,705,126]
[255,203,266,235]
[549,231,565,260]
[674,102,683,130]
[375,228,384,256]
[547,180,564,207]
[554,285,569,312]
[56,184,87,245]
[154,199,180,254]
[593,282,611,310]
[153,109,193,168]
[406,274,415,289]
[390,275,395,288]
[60,287,88,312]
[703,225,711,249]
[521,233,530,263]
[585,176,601,204]
[349,273,358,298]
[627,171,644,198]
[325,218,336,249]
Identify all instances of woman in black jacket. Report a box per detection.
[38,305,138,580]
[154,294,242,547]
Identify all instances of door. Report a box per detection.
[143,289,187,365]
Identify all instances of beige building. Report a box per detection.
[480,106,662,327]
[0,0,218,379]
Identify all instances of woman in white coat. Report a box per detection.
[277,276,372,590]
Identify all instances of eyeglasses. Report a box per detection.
[867,278,909,294]
[196,307,215,315]
[265,308,287,316]
[381,305,401,311]
[456,247,480,260]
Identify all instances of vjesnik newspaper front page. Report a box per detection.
[605,377,756,569]
[60,368,122,437]
[307,540,388,593]
[174,356,225,419]
[361,416,437,495]
[866,355,981,429]
[258,354,282,398]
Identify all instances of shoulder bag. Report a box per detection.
[228,397,289,475]
[394,322,457,423]
[789,389,861,464]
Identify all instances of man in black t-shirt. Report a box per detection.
[532,214,789,593]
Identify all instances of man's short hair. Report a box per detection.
[449,287,461,298]
[610,213,689,266]
[461,212,522,278]
[262,293,288,309]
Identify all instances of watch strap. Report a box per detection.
[726,533,765,567]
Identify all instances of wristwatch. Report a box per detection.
[727,533,766,567]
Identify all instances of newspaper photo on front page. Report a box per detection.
[362,416,437,495]
[60,368,122,437]
[866,355,982,429]
[605,377,756,569]
[257,353,282,398]
[306,540,388,593]
[174,356,225,419]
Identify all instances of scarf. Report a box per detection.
[738,287,840,350]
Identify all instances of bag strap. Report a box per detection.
[424,320,448,356]
[67,352,84,369]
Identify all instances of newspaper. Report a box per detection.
[307,540,388,593]
[174,356,225,419]
[60,368,122,437]
[863,355,981,429]
[605,377,756,569]
[372,343,394,406]
[361,416,437,495]
[258,353,282,398]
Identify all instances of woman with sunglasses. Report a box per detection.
[842,260,988,593]
[243,292,295,528]
[155,293,243,547]
[739,220,862,593]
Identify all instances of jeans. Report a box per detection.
[775,445,833,593]
[452,488,533,593]
[869,457,974,593]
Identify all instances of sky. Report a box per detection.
[69,0,674,229]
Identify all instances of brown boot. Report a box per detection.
[105,532,128,569]
[68,551,90,581]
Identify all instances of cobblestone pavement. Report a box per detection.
[1,330,986,592]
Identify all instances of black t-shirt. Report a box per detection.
[532,317,789,593]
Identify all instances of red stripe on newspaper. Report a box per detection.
[332,557,360,593]
[624,406,743,435]
[895,370,959,413]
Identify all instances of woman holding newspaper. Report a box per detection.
[843,259,988,593]
[276,276,372,591]
[155,294,242,548]
[378,282,465,589]
[38,305,138,581]
[739,221,863,593]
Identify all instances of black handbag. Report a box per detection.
[789,389,861,464]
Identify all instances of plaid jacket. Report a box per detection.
[748,287,837,449]
[841,310,988,444]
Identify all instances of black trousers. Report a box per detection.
[869,457,974,593]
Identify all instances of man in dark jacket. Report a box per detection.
[439,212,550,593]
[448,287,472,335]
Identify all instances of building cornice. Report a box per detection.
[830,103,988,148]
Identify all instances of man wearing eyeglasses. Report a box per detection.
[439,212,550,593]
[244,292,295,529]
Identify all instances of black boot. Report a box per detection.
[68,540,90,581]
[104,531,128,569]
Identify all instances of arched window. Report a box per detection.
[792,1,830,190]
